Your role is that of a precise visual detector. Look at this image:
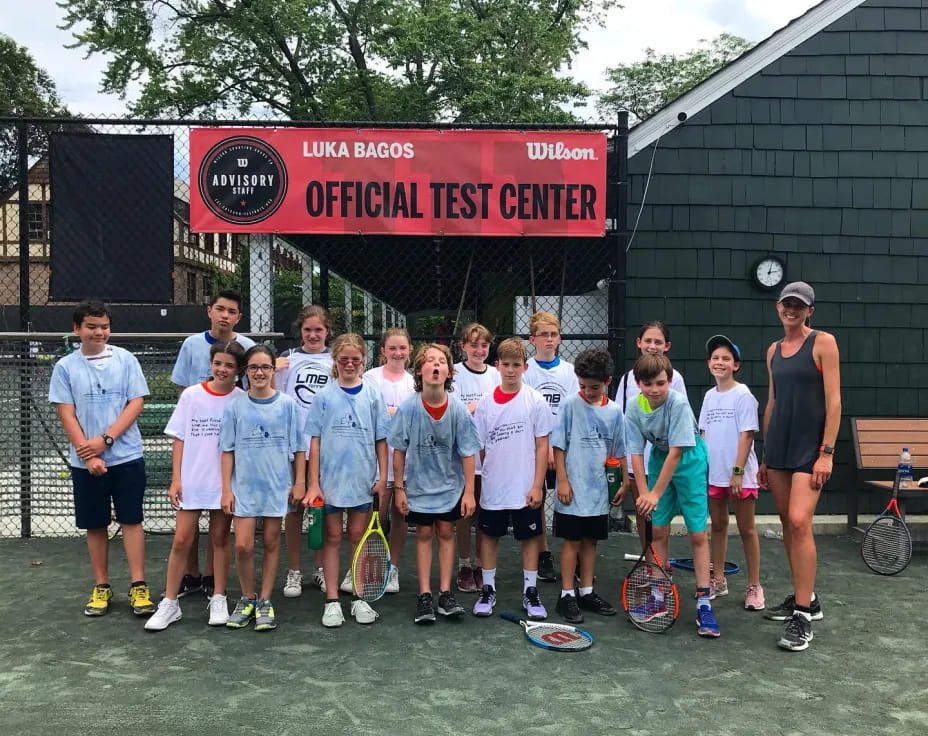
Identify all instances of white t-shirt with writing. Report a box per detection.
[363,365,415,483]
[451,362,500,475]
[275,348,333,447]
[698,383,760,488]
[524,357,579,417]
[474,386,552,510]
[165,382,245,510]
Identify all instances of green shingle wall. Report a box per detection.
[625,0,928,515]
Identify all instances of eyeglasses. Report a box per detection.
[534,331,559,339]
[336,357,363,366]
[245,364,274,374]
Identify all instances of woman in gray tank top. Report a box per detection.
[758,282,841,653]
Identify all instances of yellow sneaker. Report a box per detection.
[84,584,113,616]
[128,582,156,616]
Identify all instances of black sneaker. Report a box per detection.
[414,592,436,624]
[177,574,202,598]
[777,613,813,651]
[578,590,617,617]
[437,590,465,617]
[764,594,823,622]
[202,575,215,600]
[555,594,584,624]
[538,551,557,583]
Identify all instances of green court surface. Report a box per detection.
[2,533,925,736]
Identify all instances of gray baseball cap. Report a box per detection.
[778,281,815,306]
[705,334,741,361]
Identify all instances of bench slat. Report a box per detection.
[855,431,928,444]
[855,419,928,431]
[858,444,928,457]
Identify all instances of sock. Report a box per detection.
[325,598,339,604]
[459,557,470,570]
[810,592,817,603]
[130,580,146,587]
[579,586,593,597]
[96,583,111,589]
[696,586,711,608]
[561,589,574,598]
[482,568,496,589]
[794,604,812,622]
[163,597,178,605]
[523,570,538,591]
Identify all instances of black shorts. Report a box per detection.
[71,458,146,530]
[478,506,543,540]
[767,459,816,476]
[554,511,608,541]
[406,493,463,526]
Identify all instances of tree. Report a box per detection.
[597,33,752,123]
[0,34,69,193]
[58,0,618,123]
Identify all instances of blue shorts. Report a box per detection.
[71,458,146,530]
[322,502,372,516]
[478,506,543,540]
[647,441,709,533]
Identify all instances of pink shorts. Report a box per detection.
[708,484,759,500]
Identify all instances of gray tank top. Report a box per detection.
[765,330,825,470]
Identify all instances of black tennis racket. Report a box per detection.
[621,519,679,633]
[861,472,912,576]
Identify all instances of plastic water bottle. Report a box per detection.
[605,457,623,501]
[898,447,913,490]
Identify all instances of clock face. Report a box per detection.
[754,257,785,290]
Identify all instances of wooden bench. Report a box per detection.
[849,418,928,530]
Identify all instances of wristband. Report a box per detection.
[819,444,834,456]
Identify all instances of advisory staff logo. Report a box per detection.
[198,136,288,224]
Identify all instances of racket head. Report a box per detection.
[622,547,680,633]
[670,558,741,575]
[500,613,593,651]
[861,508,912,575]
[351,498,391,601]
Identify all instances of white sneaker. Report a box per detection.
[312,567,325,592]
[351,598,379,624]
[385,565,400,594]
[144,598,181,631]
[283,569,303,598]
[322,601,345,628]
[207,594,229,626]
[339,570,354,593]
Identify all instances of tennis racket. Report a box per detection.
[670,558,741,575]
[500,612,593,651]
[621,519,679,633]
[351,493,392,601]
[861,472,912,575]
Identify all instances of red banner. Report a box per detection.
[190,128,606,237]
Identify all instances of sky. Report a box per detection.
[0,0,820,117]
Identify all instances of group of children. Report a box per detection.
[51,294,770,642]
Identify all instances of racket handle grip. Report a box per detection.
[500,612,521,623]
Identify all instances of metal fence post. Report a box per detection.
[249,233,274,333]
[17,119,33,538]
[608,114,629,398]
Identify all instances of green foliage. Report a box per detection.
[58,0,617,122]
[597,33,752,123]
[0,34,69,192]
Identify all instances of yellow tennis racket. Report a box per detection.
[351,493,391,601]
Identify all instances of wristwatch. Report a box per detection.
[101,433,114,447]
[732,466,744,476]
[820,444,834,456]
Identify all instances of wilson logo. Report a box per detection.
[525,142,597,161]
[541,630,581,645]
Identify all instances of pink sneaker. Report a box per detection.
[709,577,728,600]
[744,584,765,611]
[456,566,477,593]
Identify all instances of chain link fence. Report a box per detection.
[0,116,627,538]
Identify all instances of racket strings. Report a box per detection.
[862,516,912,575]
[354,534,391,600]
[622,563,678,633]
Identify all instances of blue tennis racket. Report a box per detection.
[500,612,593,651]
[670,558,740,575]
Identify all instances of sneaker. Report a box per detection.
[556,594,584,624]
[578,591,617,617]
[709,577,728,600]
[351,598,379,624]
[778,613,813,651]
[202,575,215,600]
[744,584,765,611]
[254,599,277,631]
[456,565,477,593]
[522,586,547,621]
[322,601,345,628]
[415,592,437,624]
[177,574,203,598]
[437,590,465,617]
[311,567,325,590]
[283,569,303,598]
[473,566,484,590]
[385,566,400,594]
[339,570,354,594]
[128,582,156,616]
[629,595,668,623]
[696,605,721,638]
[84,584,113,616]
[208,594,229,626]
[226,597,256,628]
[472,585,496,617]
[144,598,181,631]
[538,552,557,583]
[764,594,823,622]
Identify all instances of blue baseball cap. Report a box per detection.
[705,334,741,361]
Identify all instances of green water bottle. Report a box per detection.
[605,457,623,501]
[307,497,324,550]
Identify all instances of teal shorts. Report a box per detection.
[647,440,709,533]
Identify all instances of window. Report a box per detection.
[28,203,47,242]
[186,271,198,304]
